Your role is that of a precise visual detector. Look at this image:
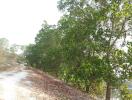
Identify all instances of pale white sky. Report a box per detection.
[0,0,61,45]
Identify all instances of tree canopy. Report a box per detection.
[24,0,132,99]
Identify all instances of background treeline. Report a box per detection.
[0,38,25,64]
[24,0,132,100]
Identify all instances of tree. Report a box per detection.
[24,0,132,99]
[0,38,9,51]
[0,38,9,63]
[25,21,63,75]
[58,6,105,94]
[58,0,132,99]
[9,44,19,54]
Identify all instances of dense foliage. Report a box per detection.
[24,0,132,100]
[25,22,63,75]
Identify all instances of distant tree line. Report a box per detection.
[0,38,25,63]
[24,0,132,100]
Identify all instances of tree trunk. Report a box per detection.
[105,82,111,100]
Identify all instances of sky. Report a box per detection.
[0,0,61,45]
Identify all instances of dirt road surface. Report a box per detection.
[0,62,94,100]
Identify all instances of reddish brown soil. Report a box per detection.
[22,67,95,100]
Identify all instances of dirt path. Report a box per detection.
[0,63,94,100]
